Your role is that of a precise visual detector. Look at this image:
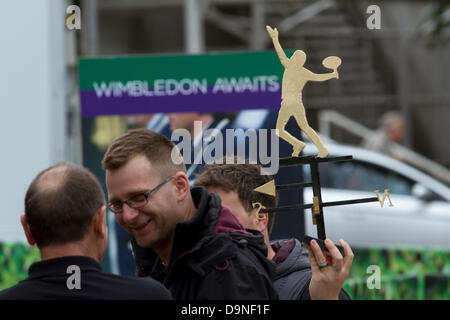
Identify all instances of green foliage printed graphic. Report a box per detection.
[0,242,40,290]
[1,242,449,299]
[343,247,450,300]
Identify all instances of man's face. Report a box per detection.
[168,112,198,132]
[105,154,180,249]
[387,120,404,142]
[208,188,258,230]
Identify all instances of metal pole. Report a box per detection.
[250,2,265,51]
[184,0,205,54]
[86,0,98,56]
[397,35,411,148]
[310,162,326,240]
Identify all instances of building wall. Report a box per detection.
[0,0,67,241]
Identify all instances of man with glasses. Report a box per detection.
[103,128,278,299]
[0,163,172,300]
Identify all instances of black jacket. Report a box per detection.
[131,187,278,300]
[0,256,172,300]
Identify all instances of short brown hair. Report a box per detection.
[194,159,277,234]
[25,163,105,248]
[102,128,186,175]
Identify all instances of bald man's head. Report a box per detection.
[24,163,105,248]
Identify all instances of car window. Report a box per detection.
[303,160,415,195]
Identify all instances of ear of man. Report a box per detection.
[20,213,36,246]
[173,171,190,201]
[253,206,269,233]
[92,205,107,239]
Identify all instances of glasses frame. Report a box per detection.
[107,176,174,214]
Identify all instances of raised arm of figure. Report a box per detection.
[266,25,289,68]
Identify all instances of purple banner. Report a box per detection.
[80,90,282,117]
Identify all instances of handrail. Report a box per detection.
[278,0,335,33]
[318,110,450,185]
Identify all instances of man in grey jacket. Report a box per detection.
[195,160,352,300]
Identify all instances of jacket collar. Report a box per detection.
[272,238,296,265]
[271,238,310,278]
[169,187,220,263]
[28,256,101,280]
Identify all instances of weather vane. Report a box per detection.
[252,26,394,256]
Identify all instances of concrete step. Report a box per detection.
[306,82,387,96]
[266,1,391,104]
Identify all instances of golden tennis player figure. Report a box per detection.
[267,25,341,158]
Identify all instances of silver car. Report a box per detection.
[301,144,450,249]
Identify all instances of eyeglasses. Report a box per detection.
[107,176,174,214]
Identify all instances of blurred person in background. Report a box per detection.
[126,113,171,137]
[168,112,230,183]
[361,111,405,161]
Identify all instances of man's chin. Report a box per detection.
[134,235,153,248]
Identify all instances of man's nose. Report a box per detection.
[121,203,140,224]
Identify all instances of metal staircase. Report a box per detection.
[265,0,397,132]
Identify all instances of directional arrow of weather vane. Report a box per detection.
[253,155,394,253]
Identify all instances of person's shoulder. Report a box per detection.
[0,285,18,300]
[0,280,32,300]
[362,129,387,148]
[95,272,172,300]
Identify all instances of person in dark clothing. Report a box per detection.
[0,163,172,300]
[102,129,278,300]
[194,160,353,300]
[0,256,171,300]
